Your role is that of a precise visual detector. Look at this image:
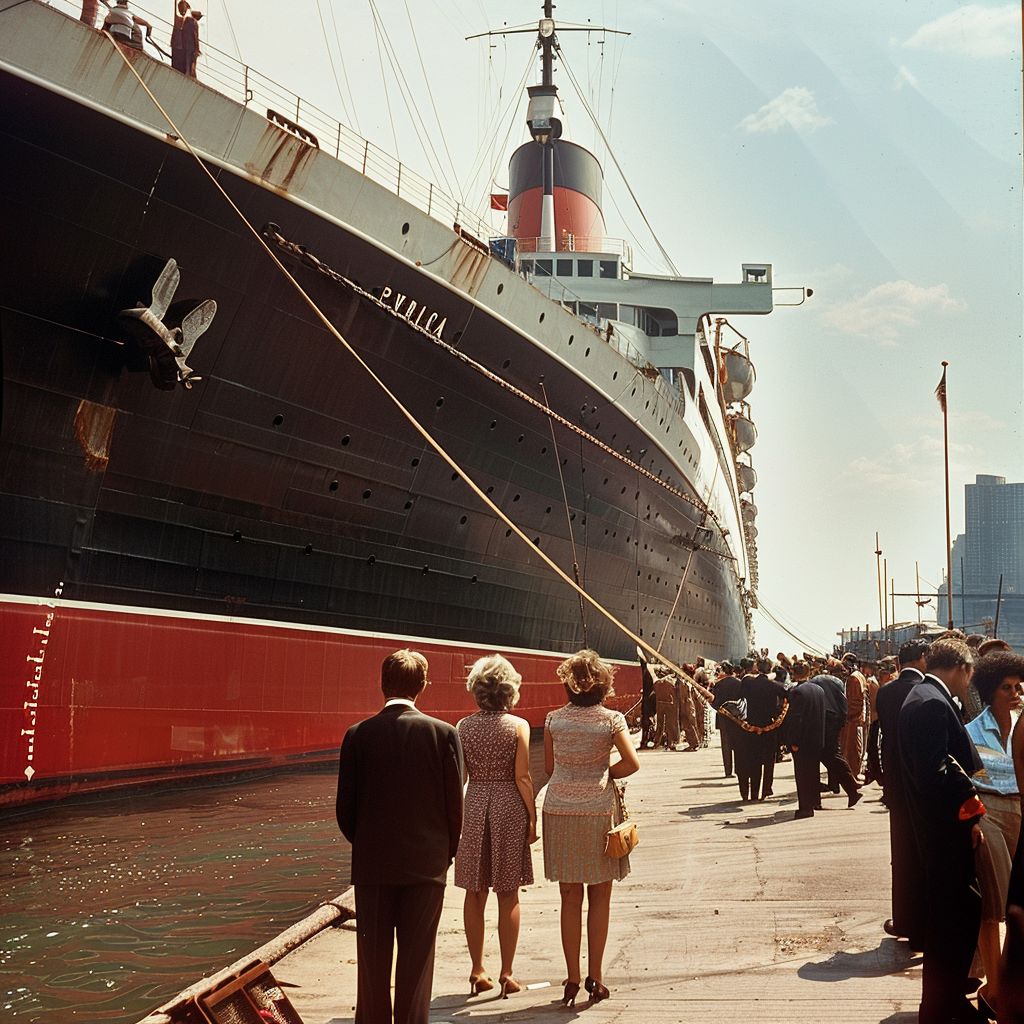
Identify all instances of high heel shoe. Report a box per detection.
[584,976,610,1002]
[560,979,580,1007]
[468,972,494,995]
[498,975,521,999]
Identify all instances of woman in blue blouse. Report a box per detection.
[966,651,1024,1017]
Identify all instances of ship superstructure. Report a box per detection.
[0,1,771,804]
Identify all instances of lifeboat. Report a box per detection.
[736,459,757,493]
[722,350,755,402]
[740,498,757,523]
[729,413,757,453]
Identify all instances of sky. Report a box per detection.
[100,0,1023,657]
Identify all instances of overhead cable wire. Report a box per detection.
[402,0,465,202]
[754,599,829,657]
[100,32,770,731]
[325,0,361,134]
[367,0,459,199]
[367,0,401,158]
[314,0,356,130]
[558,49,681,276]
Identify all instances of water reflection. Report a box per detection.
[0,765,348,1023]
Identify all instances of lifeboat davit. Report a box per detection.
[722,350,755,402]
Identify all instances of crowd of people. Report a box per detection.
[333,633,1024,1024]
[689,632,1024,1024]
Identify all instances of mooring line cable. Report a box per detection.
[102,35,781,731]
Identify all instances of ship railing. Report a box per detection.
[46,0,494,242]
[515,236,634,266]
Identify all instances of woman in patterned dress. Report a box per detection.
[543,650,640,1005]
[455,655,537,998]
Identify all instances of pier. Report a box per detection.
[275,741,920,1023]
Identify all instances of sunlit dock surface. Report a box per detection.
[277,741,919,1023]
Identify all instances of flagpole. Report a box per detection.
[939,360,953,628]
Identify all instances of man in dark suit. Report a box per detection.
[808,665,861,807]
[876,638,930,946]
[336,649,464,1024]
[784,661,827,819]
[898,638,987,1024]
[740,659,788,801]
[712,662,742,778]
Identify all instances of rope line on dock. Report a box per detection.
[103,33,773,732]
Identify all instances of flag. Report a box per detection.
[489,193,509,211]
[935,362,948,412]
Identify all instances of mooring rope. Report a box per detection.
[102,34,781,731]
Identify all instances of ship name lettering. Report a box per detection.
[17,584,61,782]
[379,286,447,339]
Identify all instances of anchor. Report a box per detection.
[118,258,216,390]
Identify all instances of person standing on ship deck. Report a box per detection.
[170,0,191,73]
[183,9,202,78]
[455,655,537,1000]
[102,0,151,47]
[336,649,464,1024]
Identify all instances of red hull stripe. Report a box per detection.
[1,596,641,805]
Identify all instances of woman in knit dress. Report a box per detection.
[543,650,640,1006]
[455,655,537,998]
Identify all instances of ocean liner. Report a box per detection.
[0,0,778,805]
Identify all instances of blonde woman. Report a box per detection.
[543,650,640,1005]
[455,655,537,998]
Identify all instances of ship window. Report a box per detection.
[535,259,553,277]
[579,302,598,320]
[577,260,593,277]
[597,302,617,319]
[556,259,573,276]
[599,260,618,279]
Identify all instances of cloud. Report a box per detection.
[904,5,1021,58]
[849,435,978,491]
[820,280,966,344]
[737,87,833,135]
[893,65,919,91]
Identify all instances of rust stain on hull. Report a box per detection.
[243,123,317,194]
[74,400,117,471]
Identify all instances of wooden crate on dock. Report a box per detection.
[192,960,304,1024]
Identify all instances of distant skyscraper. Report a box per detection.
[938,475,1023,644]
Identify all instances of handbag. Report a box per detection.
[604,781,639,858]
[719,697,747,721]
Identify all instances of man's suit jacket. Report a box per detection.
[336,703,464,887]
[808,674,848,734]
[897,676,982,838]
[783,681,826,754]
[875,668,923,797]
[712,674,742,728]
[740,672,787,728]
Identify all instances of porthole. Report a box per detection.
[329,480,339,492]
[459,515,467,525]
[232,530,242,542]
[545,506,552,514]
[421,565,429,574]
[367,555,376,565]
[505,528,513,537]
[569,512,576,521]
[272,414,284,427]
[401,222,410,235]
[631,388,636,396]
[304,544,313,554]
[585,347,591,357]
[471,574,478,583]
[497,282,504,295]
[502,359,511,369]
[539,312,545,323]
[645,400,650,410]
[411,457,420,467]
[513,494,521,502]
[533,537,540,545]
[342,435,351,446]
[486,485,495,494]
[612,371,618,380]
[517,434,524,443]
[451,472,458,481]
[489,420,497,430]
[362,489,372,499]
[404,500,413,510]
[541,446,548,455]
[436,397,445,408]
[568,335,574,346]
